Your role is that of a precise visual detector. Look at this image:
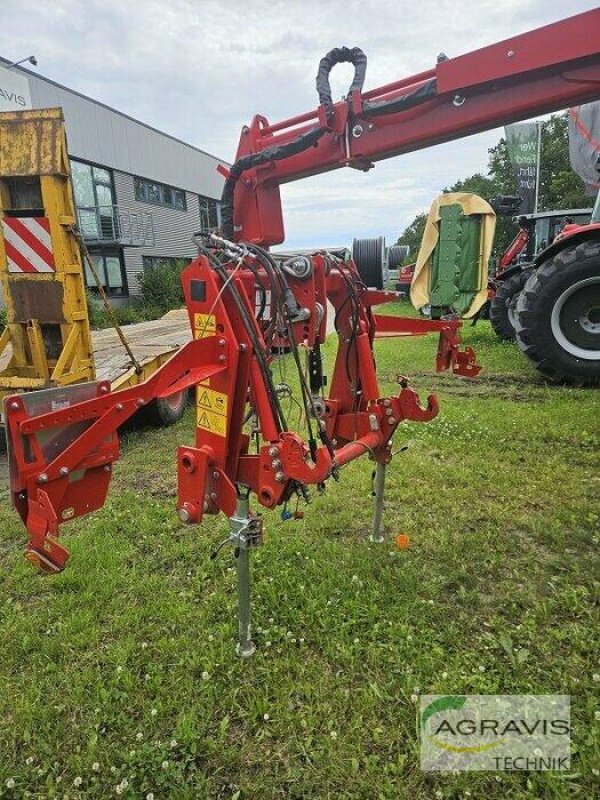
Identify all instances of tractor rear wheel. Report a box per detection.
[489,270,530,340]
[514,241,600,385]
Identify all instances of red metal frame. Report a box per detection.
[7,10,600,572]
[5,252,479,571]
[227,9,600,246]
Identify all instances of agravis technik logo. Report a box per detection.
[420,695,570,771]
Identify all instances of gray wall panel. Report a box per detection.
[114,171,201,295]
[21,68,226,199]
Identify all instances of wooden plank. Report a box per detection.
[0,309,193,387]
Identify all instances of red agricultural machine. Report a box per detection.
[4,10,600,654]
[487,200,599,384]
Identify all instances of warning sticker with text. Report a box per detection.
[194,313,216,339]
[196,385,228,437]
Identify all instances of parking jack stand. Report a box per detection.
[370,462,386,543]
[230,495,259,657]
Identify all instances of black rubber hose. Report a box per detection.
[362,78,437,118]
[352,237,387,289]
[221,126,327,240]
[316,46,367,121]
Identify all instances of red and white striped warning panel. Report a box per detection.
[1,217,56,274]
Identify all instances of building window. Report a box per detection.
[135,177,187,211]
[71,159,117,240]
[199,195,219,230]
[142,255,189,273]
[85,251,127,296]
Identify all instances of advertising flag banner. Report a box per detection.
[505,122,539,213]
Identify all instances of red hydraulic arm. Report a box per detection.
[4,241,478,574]
[494,218,534,277]
[223,9,600,247]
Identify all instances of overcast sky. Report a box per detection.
[2,0,597,248]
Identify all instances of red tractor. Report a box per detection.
[486,198,599,384]
[488,206,593,341]
[513,193,600,384]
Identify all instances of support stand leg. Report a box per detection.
[370,462,386,543]
[231,496,256,658]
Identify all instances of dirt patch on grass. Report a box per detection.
[402,372,545,401]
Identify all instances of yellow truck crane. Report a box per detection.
[0,108,191,426]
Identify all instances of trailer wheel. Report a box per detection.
[147,389,189,426]
[489,270,530,340]
[514,241,600,385]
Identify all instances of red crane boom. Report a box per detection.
[224,9,600,247]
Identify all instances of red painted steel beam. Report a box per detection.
[245,11,600,178]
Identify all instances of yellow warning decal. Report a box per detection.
[196,385,228,437]
[194,313,216,339]
[197,409,227,437]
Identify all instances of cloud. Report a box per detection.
[3,0,596,246]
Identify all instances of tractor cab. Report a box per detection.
[521,208,593,260]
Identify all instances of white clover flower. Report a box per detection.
[136,732,144,741]
[161,760,169,770]
[595,711,600,721]
[151,708,158,716]
[6,778,15,789]
[411,694,419,703]
[73,776,83,787]
[265,641,272,647]
[170,739,178,749]
[141,642,148,649]
[25,757,34,766]
[92,762,100,772]
[116,666,123,674]
[263,713,269,721]
[110,766,117,773]
[201,671,210,681]
[593,674,600,682]
[442,671,448,679]
[329,731,338,740]
[354,638,359,644]
[351,575,359,583]
[478,665,486,672]
[146,794,155,800]
[129,750,136,758]
[120,779,129,790]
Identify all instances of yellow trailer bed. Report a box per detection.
[1,307,191,391]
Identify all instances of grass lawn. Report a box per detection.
[0,302,598,799]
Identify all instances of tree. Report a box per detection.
[537,114,589,210]
[395,212,427,262]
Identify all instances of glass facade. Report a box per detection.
[134,177,187,211]
[199,194,219,230]
[84,251,127,295]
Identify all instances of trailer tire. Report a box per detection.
[514,241,600,385]
[147,389,189,426]
[489,270,530,340]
